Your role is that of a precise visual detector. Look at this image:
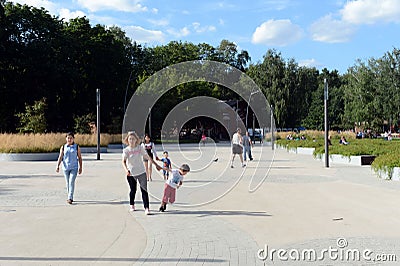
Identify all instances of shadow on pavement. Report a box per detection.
[157,209,272,217]
[0,256,226,263]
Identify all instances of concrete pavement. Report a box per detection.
[1,143,400,265]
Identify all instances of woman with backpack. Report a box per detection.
[56,132,83,204]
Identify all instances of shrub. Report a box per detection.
[74,113,95,134]
[15,98,47,133]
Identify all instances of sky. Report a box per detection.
[9,0,400,74]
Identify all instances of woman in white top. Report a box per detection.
[122,131,162,214]
[141,133,159,181]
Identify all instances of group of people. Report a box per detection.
[121,131,190,215]
[286,134,306,140]
[231,128,254,168]
[56,128,260,213]
[56,131,190,215]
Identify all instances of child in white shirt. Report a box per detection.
[159,164,190,212]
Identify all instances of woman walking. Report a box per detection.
[122,131,162,215]
[56,132,83,204]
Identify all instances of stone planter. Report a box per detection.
[296,147,315,155]
[0,146,108,161]
[316,154,376,166]
[0,153,59,161]
[376,167,400,181]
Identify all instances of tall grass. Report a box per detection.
[0,133,122,153]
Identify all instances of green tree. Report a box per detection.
[247,49,287,127]
[343,48,400,132]
[16,98,47,133]
[302,69,345,130]
[1,3,63,131]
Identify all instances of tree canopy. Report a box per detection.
[1,2,399,135]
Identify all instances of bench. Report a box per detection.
[361,155,376,165]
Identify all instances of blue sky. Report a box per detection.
[10,0,400,73]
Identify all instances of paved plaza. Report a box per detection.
[1,143,400,265]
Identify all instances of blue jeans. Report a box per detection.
[63,168,78,200]
[243,146,253,161]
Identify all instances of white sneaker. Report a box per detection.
[129,205,135,212]
[145,208,150,215]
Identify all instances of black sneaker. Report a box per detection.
[159,205,164,212]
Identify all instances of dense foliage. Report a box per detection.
[1,2,399,134]
[276,135,400,177]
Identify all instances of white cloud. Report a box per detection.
[11,0,58,14]
[298,58,322,69]
[59,8,86,21]
[219,19,225,25]
[148,19,169,27]
[167,27,191,38]
[76,0,147,13]
[251,19,303,46]
[152,8,158,14]
[124,26,165,44]
[341,0,400,24]
[180,27,191,36]
[310,14,356,43]
[192,22,216,33]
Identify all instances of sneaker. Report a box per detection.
[231,165,234,168]
[164,204,167,211]
[67,199,73,204]
[242,164,246,168]
[250,158,253,161]
[129,205,135,212]
[159,205,164,212]
[145,208,150,215]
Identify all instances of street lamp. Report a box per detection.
[324,78,329,168]
[148,107,152,137]
[245,91,261,129]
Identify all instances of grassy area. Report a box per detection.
[276,131,400,178]
[0,133,122,153]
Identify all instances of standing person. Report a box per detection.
[201,132,207,146]
[242,131,253,162]
[231,128,246,168]
[159,164,190,212]
[160,151,172,180]
[142,133,159,181]
[56,132,83,205]
[122,131,162,215]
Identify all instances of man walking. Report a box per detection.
[242,131,253,162]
